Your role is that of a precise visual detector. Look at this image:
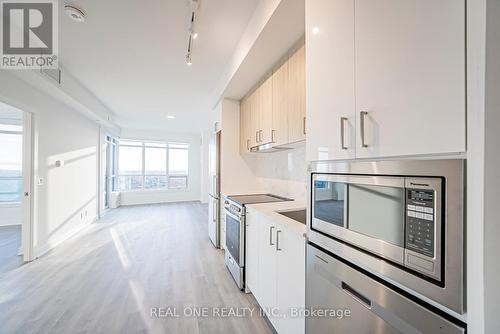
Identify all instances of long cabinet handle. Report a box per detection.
[340,117,348,150]
[269,226,275,245]
[360,111,368,148]
[276,230,282,251]
[303,117,307,135]
[341,282,372,309]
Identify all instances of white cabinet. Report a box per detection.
[354,0,466,158]
[275,221,306,334]
[246,208,305,334]
[245,209,260,293]
[256,214,277,319]
[306,0,355,161]
[306,0,466,161]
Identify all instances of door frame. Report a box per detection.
[21,111,34,262]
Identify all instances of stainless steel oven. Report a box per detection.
[223,194,292,290]
[308,159,465,314]
[224,201,245,289]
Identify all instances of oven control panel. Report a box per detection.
[405,189,435,258]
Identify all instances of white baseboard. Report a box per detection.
[34,216,98,258]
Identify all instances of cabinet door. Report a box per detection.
[276,223,305,334]
[355,0,466,158]
[245,209,259,293]
[240,97,251,154]
[305,0,355,161]
[256,216,277,325]
[259,75,274,145]
[272,60,289,146]
[249,89,260,148]
[288,45,306,143]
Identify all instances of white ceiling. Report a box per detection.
[59,0,259,133]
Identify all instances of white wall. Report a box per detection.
[200,129,211,204]
[0,71,99,257]
[118,129,201,206]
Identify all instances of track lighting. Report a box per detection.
[185,0,199,66]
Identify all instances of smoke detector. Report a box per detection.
[64,4,86,22]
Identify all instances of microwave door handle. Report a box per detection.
[343,183,349,228]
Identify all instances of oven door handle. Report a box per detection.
[224,208,242,221]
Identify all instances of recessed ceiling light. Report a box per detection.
[64,4,86,22]
[167,115,175,119]
[312,27,319,35]
[192,32,198,39]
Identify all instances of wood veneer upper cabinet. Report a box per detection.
[249,88,260,148]
[259,75,274,144]
[272,60,289,146]
[239,97,251,153]
[287,44,306,144]
[354,0,466,158]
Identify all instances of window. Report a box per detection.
[0,124,22,203]
[168,143,188,189]
[117,140,189,191]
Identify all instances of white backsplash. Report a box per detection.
[243,143,308,202]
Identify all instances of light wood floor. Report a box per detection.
[0,202,273,334]
[0,225,23,276]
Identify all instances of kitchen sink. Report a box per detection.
[277,209,307,225]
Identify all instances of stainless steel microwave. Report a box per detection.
[308,159,465,314]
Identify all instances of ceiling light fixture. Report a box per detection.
[185,0,199,66]
[64,4,86,22]
[167,115,176,119]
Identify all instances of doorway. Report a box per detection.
[0,102,33,275]
[104,135,118,210]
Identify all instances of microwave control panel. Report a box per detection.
[405,189,435,257]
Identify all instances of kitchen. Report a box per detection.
[0,0,497,333]
[205,0,496,333]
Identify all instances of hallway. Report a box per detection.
[0,202,272,334]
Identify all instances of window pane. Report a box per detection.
[0,178,22,202]
[118,175,143,191]
[169,176,187,189]
[119,146,142,175]
[168,148,188,175]
[145,147,166,175]
[0,124,22,132]
[0,132,22,175]
[145,176,167,189]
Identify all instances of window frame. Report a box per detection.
[117,139,189,192]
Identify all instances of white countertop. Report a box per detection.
[246,200,308,235]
